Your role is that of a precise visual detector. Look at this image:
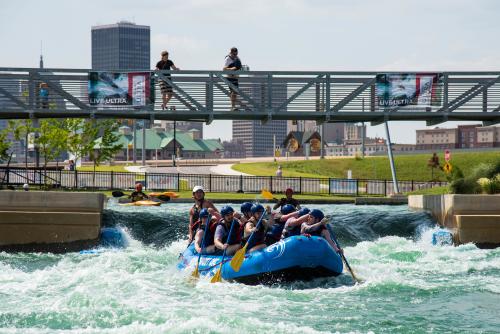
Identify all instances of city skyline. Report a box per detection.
[1,0,499,143]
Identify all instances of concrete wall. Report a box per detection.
[408,194,500,246]
[0,191,105,251]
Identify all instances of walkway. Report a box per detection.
[125,164,250,176]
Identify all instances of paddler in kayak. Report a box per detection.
[194,208,218,254]
[129,183,149,202]
[214,206,242,256]
[188,186,218,243]
[273,187,301,211]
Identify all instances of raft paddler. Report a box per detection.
[273,187,301,211]
[194,208,218,254]
[214,206,242,256]
[242,204,271,253]
[265,204,297,245]
[281,207,311,239]
[234,202,253,225]
[188,185,218,243]
[301,209,342,253]
[129,183,149,202]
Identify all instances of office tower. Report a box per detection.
[91,21,150,71]
[232,80,288,157]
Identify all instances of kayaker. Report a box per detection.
[273,187,301,210]
[214,206,242,256]
[188,185,218,243]
[129,183,149,202]
[281,207,311,239]
[301,209,341,253]
[242,204,271,253]
[265,204,297,245]
[194,208,218,254]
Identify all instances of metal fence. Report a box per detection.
[0,167,447,196]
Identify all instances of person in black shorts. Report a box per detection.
[156,51,180,110]
[223,47,242,111]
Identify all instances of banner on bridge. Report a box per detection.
[376,73,443,108]
[88,72,154,107]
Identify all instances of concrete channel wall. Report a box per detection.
[0,191,106,252]
[408,194,500,246]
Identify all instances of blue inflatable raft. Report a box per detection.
[177,235,343,284]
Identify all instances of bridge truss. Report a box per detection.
[0,67,499,126]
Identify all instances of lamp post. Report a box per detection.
[173,121,177,167]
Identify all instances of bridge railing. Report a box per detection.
[1,67,499,123]
[0,167,446,196]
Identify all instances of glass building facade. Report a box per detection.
[91,21,150,71]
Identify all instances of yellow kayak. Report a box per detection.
[120,200,162,207]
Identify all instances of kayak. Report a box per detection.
[119,199,162,206]
[177,235,343,285]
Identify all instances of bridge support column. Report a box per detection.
[384,121,400,194]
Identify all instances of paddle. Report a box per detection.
[327,224,363,284]
[230,210,266,272]
[112,190,125,197]
[211,218,237,283]
[261,189,276,200]
[191,214,211,279]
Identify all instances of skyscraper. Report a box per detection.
[233,81,288,157]
[91,21,150,71]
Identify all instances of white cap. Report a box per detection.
[192,185,205,193]
[23,183,29,189]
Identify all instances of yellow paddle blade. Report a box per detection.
[149,191,180,198]
[230,245,247,272]
[210,267,223,283]
[261,189,274,200]
[191,266,199,279]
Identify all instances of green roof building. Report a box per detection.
[96,126,223,161]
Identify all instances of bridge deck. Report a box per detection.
[0,68,499,125]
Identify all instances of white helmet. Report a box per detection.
[192,185,205,193]
[23,183,29,190]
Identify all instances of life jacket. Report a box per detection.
[242,218,266,249]
[217,219,242,245]
[131,191,147,202]
[191,199,205,223]
[200,219,217,248]
[283,217,301,238]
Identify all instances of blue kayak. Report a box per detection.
[177,235,343,284]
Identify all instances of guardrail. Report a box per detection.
[0,167,446,196]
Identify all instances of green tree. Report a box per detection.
[89,120,122,186]
[0,128,11,161]
[9,120,35,170]
[35,119,69,171]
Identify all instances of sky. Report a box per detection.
[1,0,499,143]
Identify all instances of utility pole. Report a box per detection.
[173,121,177,167]
[361,98,365,158]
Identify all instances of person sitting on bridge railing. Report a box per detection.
[273,187,301,211]
[223,47,242,111]
[129,183,148,202]
[156,50,180,110]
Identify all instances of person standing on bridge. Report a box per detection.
[223,47,242,111]
[156,51,180,110]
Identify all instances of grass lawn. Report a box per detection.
[77,165,131,172]
[232,151,500,181]
[406,185,449,195]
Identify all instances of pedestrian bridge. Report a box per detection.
[1,67,499,125]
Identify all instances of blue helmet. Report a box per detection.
[309,209,324,221]
[220,206,234,217]
[298,207,310,216]
[199,208,209,218]
[240,202,253,214]
[251,204,265,214]
[281,204,295,215]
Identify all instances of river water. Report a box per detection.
[1,201,499,333]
